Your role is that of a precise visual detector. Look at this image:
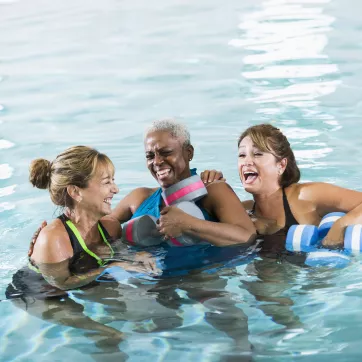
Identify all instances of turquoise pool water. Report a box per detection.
[1,0,362,360]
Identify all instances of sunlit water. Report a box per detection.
[1,0,362,360]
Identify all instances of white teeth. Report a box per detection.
[104,198,112,205]
[157,169,170,176]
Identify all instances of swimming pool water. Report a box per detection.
[1,0,362,360]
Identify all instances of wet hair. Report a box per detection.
[144,118,191,147]
[238,124,300,187]
[29,146,114,209]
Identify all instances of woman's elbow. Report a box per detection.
[237,225,257,245]
[221,228,257,246]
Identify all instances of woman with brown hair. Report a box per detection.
[202,123,362,250]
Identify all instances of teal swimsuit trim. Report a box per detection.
[131,168,215,221]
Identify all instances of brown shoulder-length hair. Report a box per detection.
[238,124,300,187]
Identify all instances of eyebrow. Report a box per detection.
[239,144,260,148]
[145,147,172,153]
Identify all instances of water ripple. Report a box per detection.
[0,164,13,179]
[0,140,14,149]
[231,0,340,138]
[0,185,16,198]
[0,202,15,212]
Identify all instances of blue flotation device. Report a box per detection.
[96,243,260,284]
[286,212,362,268]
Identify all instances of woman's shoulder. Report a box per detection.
[201,181,244,211]
[100,215,122,240]
[286,182,326,199]
[125,187,159,203]
[38,218,68,240]
[241,199,254,210]
[31,219,73,263]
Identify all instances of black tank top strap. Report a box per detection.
[58,214,112,250]
[282,188,299,228]
[58,213,114,267]
[58,214,84,255]
[97,220,112,241]
[250,201,256,216]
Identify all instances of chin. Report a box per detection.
[157,178,175,188]
[243,184,256,194]
[160,181,173,189]
[101,207,112,216]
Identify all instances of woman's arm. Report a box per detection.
[158,182,256,246]
[111,187,154,223]
[31,223,158,290]
[200,170,226,183]
[299,182,362,246]
[30,224,102,290]
[37,259,149,290]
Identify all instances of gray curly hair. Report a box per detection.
[144,119,191,147]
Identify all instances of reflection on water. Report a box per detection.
[1,0,362,360]
[229,0,341,176]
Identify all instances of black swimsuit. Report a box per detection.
[6,215,113,301]
[251,188,299,257]
[59,214,113,274]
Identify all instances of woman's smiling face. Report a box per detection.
[77,163,119,217]
[144,131,194,189]
[238,136,284,194]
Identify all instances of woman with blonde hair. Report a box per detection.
[8,145,156,301]
[6,146,159,357]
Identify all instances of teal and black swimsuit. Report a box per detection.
[132,188,215,221]
[6,214,114,301]
[130,183,253,276]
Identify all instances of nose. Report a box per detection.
[154,153,164,166]
[243,154,254,166]
[111,182,119,194]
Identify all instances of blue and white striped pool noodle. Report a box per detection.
[305,250,351,268]
[285,225,319,252]
[318,212,346,239]
[344,224,362,252]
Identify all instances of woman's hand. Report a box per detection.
[200,170,225,184]
[111,252,161,275]
[28,221,47,257]
[157,206,190,238]
[134,251,161,275]
[322,220,345,248]
[111,261,149,274]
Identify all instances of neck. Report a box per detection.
[253,185,283,217]
[65,207,100,237]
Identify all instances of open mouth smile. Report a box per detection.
[243,170,259,184]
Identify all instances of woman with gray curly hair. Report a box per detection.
[112,118,256,247]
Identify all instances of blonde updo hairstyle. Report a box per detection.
[29,146,114,209]
[238,124,300,187]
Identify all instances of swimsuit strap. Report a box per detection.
[65,218,114,266]
[282,188,299,228]
[250,188,298,229]
[28,215,114,272]
[251,201,256,215]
